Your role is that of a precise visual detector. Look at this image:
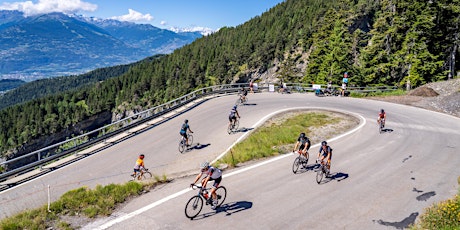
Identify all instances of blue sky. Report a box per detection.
[0,0,285,32]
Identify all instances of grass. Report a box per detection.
[217,111,340,167]
[0,176,168,229]
[410,177,460,230]
[350,89,407,98]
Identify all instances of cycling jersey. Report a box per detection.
[134,158,144,170]
[229,108,237,118]
[379,112,386,119]
[319,146,332,157]
[297,136,311,150]
[180,123,189,134]
[202,166,222,179]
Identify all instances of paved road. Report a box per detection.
[1,93,459,230]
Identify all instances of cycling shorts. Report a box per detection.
[229,115,236,122]
[207,176,222,188]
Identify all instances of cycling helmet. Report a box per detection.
[139,154,145,159]
[321,141,327,146]
[233,105,237,110]
[381,109,384,113]
[184,119,188,123]
[300,133,305,138]
[200,161,210,169]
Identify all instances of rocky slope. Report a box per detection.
[368,78,460,118]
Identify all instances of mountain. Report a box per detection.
[82,17,203,54]
[0,11,202,81]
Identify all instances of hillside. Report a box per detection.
[0,0,459,163]
[0,10,202,81]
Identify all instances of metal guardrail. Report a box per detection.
[0,82,398,182]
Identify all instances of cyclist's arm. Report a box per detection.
[293,141,299,152]
[236,111,240,118]
[192,172,203,185]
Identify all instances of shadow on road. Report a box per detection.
[188,143,211,151]
[294,163,320,174]
[380,128,394,133]
[317,171,350,184]
[191,201,253,220]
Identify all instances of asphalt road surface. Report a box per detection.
[1,93,459,230]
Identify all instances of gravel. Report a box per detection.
[367,78,460,118]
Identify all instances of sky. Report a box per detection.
[0,0,285,32]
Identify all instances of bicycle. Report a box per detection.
[185,184,227,219]
[131,168,152,181]
[227,119,239,134]
[316,160,330,184]
[179,133,194,153]
[292,150,309,174]
[378,119,385,134]
[236,95,248,105]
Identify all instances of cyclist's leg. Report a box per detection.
[210,177,221,206]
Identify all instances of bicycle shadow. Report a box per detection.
[191,201,253,220]
[188,143,211,151]
[230,127,254,134]
[380,128,394,133]
[317,171,350,184]
[241,103,257,106]
[294,163,320,174]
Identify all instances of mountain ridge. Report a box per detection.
[0,10,203,81]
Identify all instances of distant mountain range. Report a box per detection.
[0,10,204,81]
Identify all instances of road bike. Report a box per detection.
[236,95,248,105]
[185,184,227,219]
[292,150,309,174]
[130,168,152,181]
[316,160,330,184]
[227,119,239,134]
[378,119,385,134]
[179,133,194,153]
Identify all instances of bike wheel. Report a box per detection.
[316,166,324,184]
[188,134,193,146]
[233,120,239,131]
[379,122,383,134]
[227,124,232,134]
[215,186,227,207]
[178,139,185,153]
[302,154,309,169]
[292,157,301,174]
[185,195,203,219]
[140,171,152,180]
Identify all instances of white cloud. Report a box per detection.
[0,0,97,16]
[169,26,215,36]
[160,20,167,26]
[110,9,153,22]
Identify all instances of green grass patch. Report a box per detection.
[411,177,460,229]
[350,89,407,98]
[217,112,340,167]
[0,177,168,229]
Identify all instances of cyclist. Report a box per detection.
[377,109,386,127]
[325,81,333,95]
[228,105,240,129]
[180,119,194,146]
[191,161,223,209]
[293,132,311,158]
[317,141,332,171]
[239,87,248,103]
[132,154,146,178]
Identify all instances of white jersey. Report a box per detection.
[202,166,222,179]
